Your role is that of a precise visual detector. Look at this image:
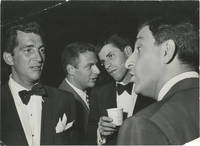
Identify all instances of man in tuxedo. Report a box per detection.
[117,17,199,145]
[91,34,155,144]
[58,42,100,144]
[1,22,76,145]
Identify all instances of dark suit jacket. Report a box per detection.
[90,81,155,145]
[117,78,199,145]
[1,82,76,145]
[59,80,96,144]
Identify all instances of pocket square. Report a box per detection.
[55,113,74,133]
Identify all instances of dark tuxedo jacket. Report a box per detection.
[59,80,96,144]
[1,82,76,145]
[117,78,199,145]
[90,81,155,145]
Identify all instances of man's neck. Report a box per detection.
[67,76,85,91]
[156,65,195,99]
[120,72,132,85]
[11,74,35,89]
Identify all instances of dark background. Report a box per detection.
[1,0,199,87]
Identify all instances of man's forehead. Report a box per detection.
[99,44,116,57]
[136,25,155,43]
[78,51,97,66]
[14,31,43,49]
[136,26,151,39]
[16,30,37,37]
[16,30,42,42]
[79,51,96,61]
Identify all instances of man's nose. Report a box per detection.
[104,60,111,70]
[34,50,43,62]
[125,53,136,70]
[93,65,100,74]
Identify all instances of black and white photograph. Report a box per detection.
[1,0,199,145]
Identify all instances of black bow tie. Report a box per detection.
[18,83,47,105]
[116,83,133,95]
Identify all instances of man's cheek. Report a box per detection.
[139,57,151,72]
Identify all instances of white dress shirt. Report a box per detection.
[158,71,199,101]
[65,78,89,109]
[8,75,43,146]
[116,82,137,118]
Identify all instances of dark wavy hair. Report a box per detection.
[139,17,199,71]
[61,42,96,75]
[5,21,45,54]
[96,34,133,53]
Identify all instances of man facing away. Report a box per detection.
[90,34,155,145]
[58,42,100,144]
[117,17,199,145]
[1,22,76,145]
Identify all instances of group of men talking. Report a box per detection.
[1,15,199,145]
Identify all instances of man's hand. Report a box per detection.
[98,116,117,137]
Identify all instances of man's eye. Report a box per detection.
[137,46,141,52]
[108,54,114,58]
[100,60,105,66]
[24,48,32,53]
[40,48,46,54]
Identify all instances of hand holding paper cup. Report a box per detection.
[107,108,123,126]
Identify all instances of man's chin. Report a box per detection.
[134,84,141,94]
[88,82,96,88]
[30,75,41,82]
[129,78,135,83]
[112,75,123,82]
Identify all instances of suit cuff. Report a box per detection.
[97,127,106,145]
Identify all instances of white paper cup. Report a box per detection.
[107,108,123,126]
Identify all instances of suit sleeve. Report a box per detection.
[117,117,170,145]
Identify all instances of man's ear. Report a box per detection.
[161,40,176,64]
[66,64,76,75]
[124,46,133,57]
[3,52,14,66]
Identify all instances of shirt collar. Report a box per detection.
[9,74,44,105]
[116,81,129,86]
[8,74,29,105]
[116,81,124,85]
[158,71,199,101]
[65,78,87,98]
[9,74,28,93]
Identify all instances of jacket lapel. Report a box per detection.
[59,80,89,134]
[107,81,117,108]
[59,80,89,112]
[162,78,199,102]
[99,81,117,116]
[133,94,155,115]
[1,83,27,144]
[40,87,55,144]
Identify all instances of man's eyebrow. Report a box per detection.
[23,44,34,48]
[84,62,97,68]
[39,44,45,49]
[136,36,143,40]
[20,44,34,50]
[87,61,95,65]
[106,51,112,58]
[21,44,45,49]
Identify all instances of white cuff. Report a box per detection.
[97,127,106,145]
